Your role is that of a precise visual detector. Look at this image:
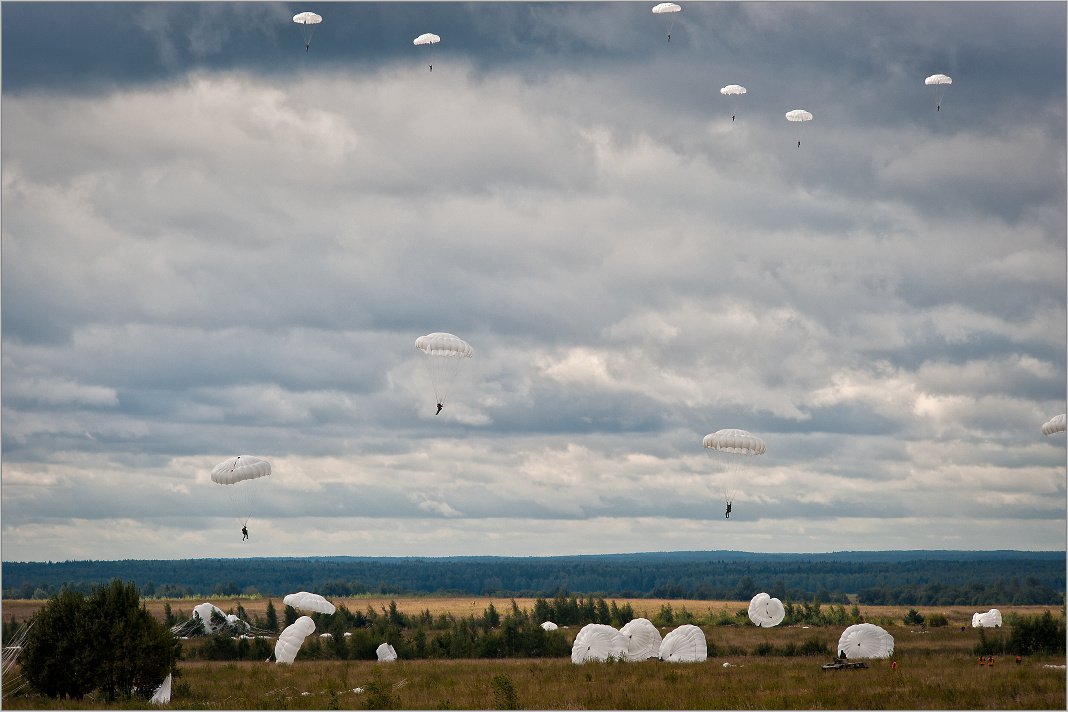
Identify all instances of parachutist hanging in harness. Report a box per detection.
[436,402,444,415]
[242,525,248,540]
[725,502,732,519]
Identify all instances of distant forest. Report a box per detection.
[3,551,1064,607]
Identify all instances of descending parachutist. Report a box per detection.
[436,402,443,415]
[242,525,248,540]
[725,502,732,519]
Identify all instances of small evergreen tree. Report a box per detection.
[265,599,278,632]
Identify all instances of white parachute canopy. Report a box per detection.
[571,623,628,664]
[972,609,1003,628]
[652,3,681,41]
[293,11,322,51]
[659,624,707,662]
[150,673,172,705]
[540,621,559,631]
[275,616,316,664]
[1042,414,1066,435]
[925,73,952,110]
[377,642,398,662]
[748,592,786,628]
[415,332,473,413]
[837,623,894,659]
[284,591,336,615]
[620,618,662,662]
[211,456,271,527]
[414,32,440,71]
[703,429,765,505]
[720,84,746,121]
[192,603,228,633]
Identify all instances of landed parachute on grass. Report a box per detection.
[659,624,707,662]
[275,616,315,664]
[415,332,473,415]
[1042,414,1066,435]
[150,673,172,705]
[284,592,336,615]
[293,12,322,51]
[703,429,765,507]
[377,642,398,662]
[748,592,785,628]
[972,609,1002,628]
[924,73,952,111]
[837,623,894,659]
[540,621,559,631]
[620,618,662,661]
[652,3,681,41]
[571,623,628,664]
[211,456,271,528]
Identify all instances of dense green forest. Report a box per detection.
[3,552,1063,605]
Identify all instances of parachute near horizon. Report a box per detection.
[283,592,336,615]
[659,624,707,662]
[652,3,681,41]
[293,12,322,52]
[211,456,271,529]
[620,618,661,661]
[275,616,315,663]
[703,429,765,511]
[415,332,473,415]
[837,623,894,659]
[748,592,785,628]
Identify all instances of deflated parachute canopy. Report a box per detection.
[275,616,315,664]
[972,609,1002,628]
[571,624,628,664]
[540,621,559,631]
[284,591,336,615]
[837,623,894,659]
[620,618,662,661]
[377,643,398,662]
[1042,414,1066,435]
[748,592,785,628]
[659,624,707,662]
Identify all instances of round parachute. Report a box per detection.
[652,3,681,41]
[785,110,813,147]
[377,643,398,662]
[659,624,707,662]
[748,593,785,628]
[620,618,662,662]
[837,623,894,659]
[703,429,765,507]
[292,12,322,51]
[275,616,315,664]
[1041,414,1065,435]
[414,32,440,71]
[211,456,271,527]
[415,332,473,414]
[924,73,952,111]
[283,592,336,615]
[972,609,1002,628]
[720,85,746,121]
[571,624,628,664]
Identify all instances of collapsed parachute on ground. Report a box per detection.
[659,624,707,662]
[293,12,322,51]
[748,592,785,628]
[150,674,172,705]
[620,618,662,661]
[837,623,894,659]
[1042,414,1066,435]
[972,609,1002,628]
[652,3,680,41]
[703,429,766,506]
[540,621,559,631]
[211,456,271,528]
[415,332,473,415]
[283,592,336,615]
[571,623,628,664]
[414,32,440,71]
[189,602,249,634]
[275,616,316,664]
[377,643,398,662]
[924,73,952,110]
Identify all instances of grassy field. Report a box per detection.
[2,598,1064,709]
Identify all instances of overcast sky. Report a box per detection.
[2,1,1065,563]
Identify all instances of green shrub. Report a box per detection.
[926,612,948,627]
[903,609,925,626]
[491,673,519,709]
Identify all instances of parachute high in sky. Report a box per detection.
[210,456,271,528]
[702,429,765,510]
[275,616,316,664]
[1041,414,1066,435]
[283,592,336,615]
[659,624,707,662]
[748,592,785,628]
[720,84,746,121]
[413,33,440,71]
[292,12,322,51]
[571,623,628,664]
[924,73,952,111]
[785,109,813,147]
[652,3,680,41]
[415,332,473,415]
[620,618,662,661]
[837,623,894,659]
